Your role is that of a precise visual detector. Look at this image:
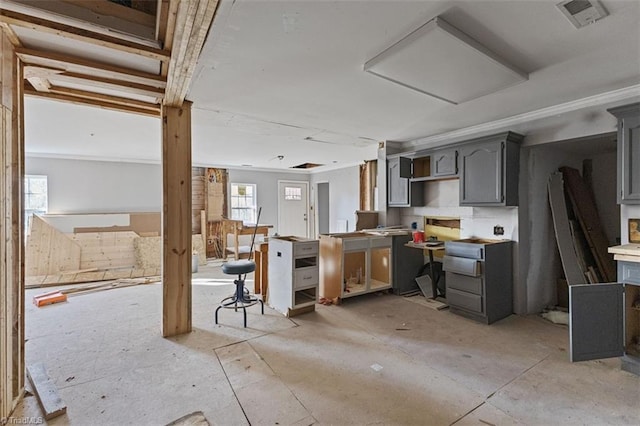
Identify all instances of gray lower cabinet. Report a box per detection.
[443,239,513,324]
[388,157,424,207]
[569,261,640,375]
[459,132,522,206]
[391,234,425,295]
[608,103,640,204]
[431,149,458,177]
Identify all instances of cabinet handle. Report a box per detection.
[303,276,312,280]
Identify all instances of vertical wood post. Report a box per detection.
[0,30,25,419]
[162,102,192,337]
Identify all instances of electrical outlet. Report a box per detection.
[493,225,504,236]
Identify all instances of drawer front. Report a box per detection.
[619,261,640,285]
[443,255,481,277]
[447,288,483,313]
[294,267,319,289]
[446,272,482,295]
[445,242,484,259]
[294,241,319,257]
[369,236,392,248]
[343,238,369,251]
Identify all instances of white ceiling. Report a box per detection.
[24,0,640,171]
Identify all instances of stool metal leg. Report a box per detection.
[215,274,265,328]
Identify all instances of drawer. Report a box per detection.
[443,255,481,277]
[619,261,640,285]
[369,236,392,248]
[294,241,318,257]
[447,288,483,313]
[343,238,369,251]
[445,241,484,259]
[446,272,482,295]
[294,267,319,289]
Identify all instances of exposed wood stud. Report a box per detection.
[0,9,170,61]
[162,102,193,337]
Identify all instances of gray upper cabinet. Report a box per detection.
[388,157,424,207]
[431,149,458,177]
[608,103,640,204]
[459,132,522,206]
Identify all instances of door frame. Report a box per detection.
[277,180,310,237]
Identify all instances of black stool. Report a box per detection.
[215,259,264,327]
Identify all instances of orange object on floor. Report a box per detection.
[33,291,67,307]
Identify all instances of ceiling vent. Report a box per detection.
[557,0,608,28]
[291,163,323,169]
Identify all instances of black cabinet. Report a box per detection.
[431,149,458,177]
[459,132,522,206]
[569,260,640,375]
[608,103,640,205]
[387,157,424,207]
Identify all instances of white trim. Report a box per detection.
[404,84,640,149]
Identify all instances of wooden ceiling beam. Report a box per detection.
[59,0,156,28]
[26,76,50,92]
[37,69,165,98]
[164,0,218,106]
[48,86,160,111]
[159,0,178,76]
[0,9,170,61]
[0,22,22,46]
[16,47,166,88]
[25,87,160,117]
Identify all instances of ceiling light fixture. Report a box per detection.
[364,16,528,105]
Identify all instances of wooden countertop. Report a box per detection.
[608,244,640,263]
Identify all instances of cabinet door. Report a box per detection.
[388,157,409,206]
[621,114,640,203]
[432,150,458,177]
[569,283,624,362]
[459,141,503,205]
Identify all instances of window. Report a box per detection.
[284,186,302,201]
[230,183,257,223]
[24,175,48,232]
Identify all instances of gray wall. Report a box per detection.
[310,165,360,234]
[228,168,309,234]
[26,157,161,213]
[518,140,619,313]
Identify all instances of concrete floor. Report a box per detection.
[12,261,640,425]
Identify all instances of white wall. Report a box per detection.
[26,157,161,213]
[228,168,309,235]
[310,166,360,233]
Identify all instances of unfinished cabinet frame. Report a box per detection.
[319,234,392,300]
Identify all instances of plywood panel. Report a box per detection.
[26,215,82,276]
[70,231,137,270]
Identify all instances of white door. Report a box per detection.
[278,180,309,237]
